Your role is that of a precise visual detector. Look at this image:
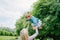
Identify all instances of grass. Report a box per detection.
[0,36,40,40]
[0,36,53,40]
[0,36,17,40]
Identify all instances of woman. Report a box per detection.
[20,26,38,40]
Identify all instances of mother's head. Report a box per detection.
[20,28,29,40]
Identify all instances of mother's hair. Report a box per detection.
[20,28,29,40]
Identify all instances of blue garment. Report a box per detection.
[28,16,39,27]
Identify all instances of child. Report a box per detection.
[25,12,42,30]
[20,26,38,40]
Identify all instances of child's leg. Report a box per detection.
[37,20,42,29]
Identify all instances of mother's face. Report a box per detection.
[20,28,28,35]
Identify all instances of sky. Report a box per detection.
[0,0,37,29]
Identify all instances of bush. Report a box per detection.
[16,0,60,40]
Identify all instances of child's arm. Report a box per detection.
[23,18,30,30]
[23,17,29,24]
[22,18,28,27]
[26,21,30,30]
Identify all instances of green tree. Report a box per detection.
[0,27,17,36]
[31,0,60,40]
[16,0,60,40]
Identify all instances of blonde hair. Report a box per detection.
[20,28,29,40]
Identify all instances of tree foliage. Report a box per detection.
[0,27,17,36]
[16,0,60,40]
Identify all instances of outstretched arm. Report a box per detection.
[26,21,30,30]
[29,27,38,39]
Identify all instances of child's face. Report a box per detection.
[26,13,31,20]
[26,16,30,20]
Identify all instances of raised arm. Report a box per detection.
[26,21,30,30]
[29,27,38,40]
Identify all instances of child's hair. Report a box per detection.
[25,11,31,18]
[20,28,29,40]
[27,11,30,14]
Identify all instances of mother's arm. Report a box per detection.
[29,27,38,39]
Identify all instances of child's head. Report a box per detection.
[25,12,31,20]
[20,28,29,40]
